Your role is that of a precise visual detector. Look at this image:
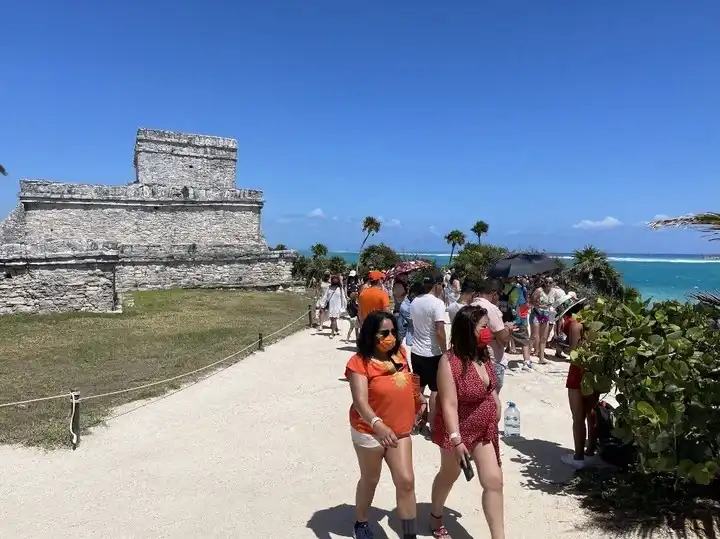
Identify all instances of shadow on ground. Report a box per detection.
[307,503,474,538]
[567,468,720,539]
[503,436,575,494]
[505,436,720,537]
[336,346,357,353]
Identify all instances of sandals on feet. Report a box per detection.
[430,514,450,538]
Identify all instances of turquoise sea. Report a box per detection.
[302,250,720,303]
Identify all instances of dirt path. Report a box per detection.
[0,320,620,538]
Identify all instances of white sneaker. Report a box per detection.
[561,454,587,469]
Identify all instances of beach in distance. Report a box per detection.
[299,250,720,303]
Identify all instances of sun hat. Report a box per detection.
[368,270,385,281]
[555,294,587,320]
[348,270,357,277]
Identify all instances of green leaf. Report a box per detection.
[636,401,658,419]
[676,361,690,380]
[654,406,669,425]
[690,463,713,485]
[686,327,704,340]
[678,459,695,477]
[648,334,665,349]
[580,372,595,396]
[588,321,604,332]
[649,431,671,453]
[569,350,579,361]
[666,330,683,341]
[665,384,682,393]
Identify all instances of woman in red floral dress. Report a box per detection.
[429,305,505,539]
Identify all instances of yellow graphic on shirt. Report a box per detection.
[392,371,410,388]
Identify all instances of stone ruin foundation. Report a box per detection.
[0,129,296,316]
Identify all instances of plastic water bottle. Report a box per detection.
[504,402,521,437]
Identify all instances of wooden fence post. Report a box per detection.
[258,332,264,351]
[308,305,313,327]
[70,390,81,450]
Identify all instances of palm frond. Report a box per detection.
[690,290,720,309]
[0,164,7,176]
[648,213,720,240]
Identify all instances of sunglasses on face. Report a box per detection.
[377,329,397,338]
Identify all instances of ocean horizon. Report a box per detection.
[298,250,720,302]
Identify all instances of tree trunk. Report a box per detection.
[356,234,371,272]
[448,245,456,266]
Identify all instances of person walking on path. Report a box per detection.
[315,270,331,331]
[471,279,515,390]
[345,311,424,539]
[529,277,554,364]
[409,273,448,434]
[430,305,505,539]
[358,270,391,327]
[320,275,347,338]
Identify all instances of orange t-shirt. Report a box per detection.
[345,349,418,436]
[358,286,390,321]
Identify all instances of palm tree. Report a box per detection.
[649,213,720,240]
[471,220,489,243]
[444,230,466,266]
[310,243,328,259]
[357,216,381,271]
[567,245,622,297]
[650,213,720,307]
[0,164,7,176]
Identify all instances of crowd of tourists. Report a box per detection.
[313,267,596,539]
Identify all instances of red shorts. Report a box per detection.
[566,364,584,390]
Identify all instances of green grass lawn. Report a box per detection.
[0,289,312,448]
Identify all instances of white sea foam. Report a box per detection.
[556,256,720,264]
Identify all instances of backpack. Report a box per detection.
[499,285,517,323]
[595,401,636,469]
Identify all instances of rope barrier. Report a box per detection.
[0,309,311,409]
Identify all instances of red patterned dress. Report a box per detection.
[432,351,501,466]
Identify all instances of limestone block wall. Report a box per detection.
[134,128,237,189]
[0,244,118,316]
[18,181,268,248]
[0,205,26,244]
[115,245,295,291]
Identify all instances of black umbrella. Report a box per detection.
[487,253,561,278]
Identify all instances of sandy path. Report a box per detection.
[0,319,616,538]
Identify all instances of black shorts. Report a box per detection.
[411,353,442,392]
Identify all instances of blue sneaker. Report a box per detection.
[353,522,374,539]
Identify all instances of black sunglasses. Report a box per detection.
[377,329,397,338]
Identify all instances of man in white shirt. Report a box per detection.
[409,272,447,432]
[472,278,516,393]
[448,279,479,324]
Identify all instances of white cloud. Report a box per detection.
[572,216,623,230]
[429,225,441,236]
[307,208,325,218]
[386,218,401,228]
[652,214,670,221]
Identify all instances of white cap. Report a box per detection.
[348,270,356,277]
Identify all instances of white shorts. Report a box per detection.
[348,317,358,327]
[350,427,381,449]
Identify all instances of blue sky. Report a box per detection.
[2,1,719,254]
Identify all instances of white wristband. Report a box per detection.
[370,417,383,428]
[449,432,461,442]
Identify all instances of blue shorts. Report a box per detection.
[494,362,505,394]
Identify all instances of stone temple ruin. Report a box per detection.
[0,129,296,315]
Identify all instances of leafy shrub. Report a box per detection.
[451,243,508,280]
[575,296,720,485]
[359,243,401,274]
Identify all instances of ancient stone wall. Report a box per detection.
[116,248,295,291]
[19,181,267,248]
[0,244,118,315]
[134,128,237,189]
[0,128,297,316]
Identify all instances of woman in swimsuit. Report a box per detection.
[529,277,553,364]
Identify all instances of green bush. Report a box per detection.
[575,296,720,485]
[451,243,508,280]
[359,243,401,275]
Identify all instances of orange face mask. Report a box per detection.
[377,335,396,352]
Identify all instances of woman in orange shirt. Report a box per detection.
[345,310,424,539]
